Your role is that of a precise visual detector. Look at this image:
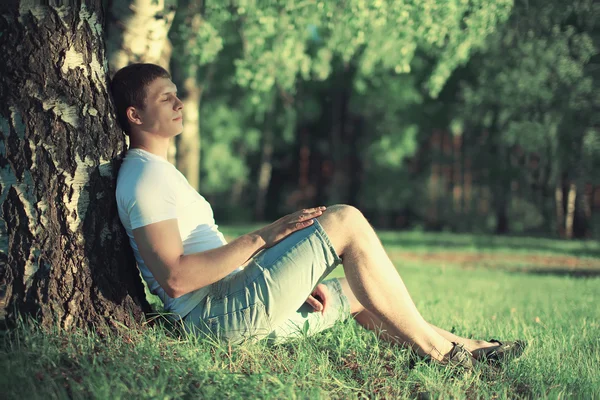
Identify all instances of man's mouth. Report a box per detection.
[173,116,183,121]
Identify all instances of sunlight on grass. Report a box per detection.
[2,230,599,398]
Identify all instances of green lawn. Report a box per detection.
[2,229,599,398]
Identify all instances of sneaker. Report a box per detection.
[410,342,478,371]
[476,338,527,365]
[439,342,478,370]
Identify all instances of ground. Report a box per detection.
[1,229,599,398]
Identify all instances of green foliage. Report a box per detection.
[369,125,419,169]
[437,0,600,233]
[170,8,224,76]
[457,0,599,183]
[166,0,600,233]
[200,101,261,193]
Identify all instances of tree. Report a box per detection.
[169,0,224,191]
[193,0,512,220]
[455,0,599,236]
[0,1,150,331]
[105,0,178,163]
[105,0,176,73]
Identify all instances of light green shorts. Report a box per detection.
[182,219,351,345]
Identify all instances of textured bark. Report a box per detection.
[0,2,150,332]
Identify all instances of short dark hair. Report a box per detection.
[109,63,171,135]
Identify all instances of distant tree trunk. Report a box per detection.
[105,0,176,73]
[492,154,510,234]
[326,66,353,205]
[555,183,565,237]
[452,134,463,214]
[171,0,210,190]
[464,155,472,213]
[494,192,509,234]
[229,144,249,208]
[429,130,441,224]
[488,118,510,234]
[255,121,274,221]
[0,2,150,331]
[565,182,577,239]
[105,0,177,163]
[174,64,201,190]
[581,183,593,237]
[348,116,362,207]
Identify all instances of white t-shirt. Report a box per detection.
[116,148,239,319]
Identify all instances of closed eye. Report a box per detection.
[162,93,178,102]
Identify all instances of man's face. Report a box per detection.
[129,77,184,138]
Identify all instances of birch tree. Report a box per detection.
[0,1,150,331]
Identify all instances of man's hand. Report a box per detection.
[305,283,330,315]
[255,206,326,249]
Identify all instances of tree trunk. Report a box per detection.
[175,68,201,190]
[491,133,510,234]
[580,183,593,237]
[105,0,177,164]
[105,0,176,73]
[255,125,274,221]
[428,130,441,224]
[494,193,509,234]
[565,182,577,239]
[452,134,463,214]
[0,2,150,332]
[326,68,352,205]
[464,156,472,213]
[170,1,213,190]
[230,147,249,208]
[555,183,565,237]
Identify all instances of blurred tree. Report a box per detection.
[169,0,223,190]
[105,0,176,73]
[161,0,512,221]
[0,1,150,331]
[105,0,178,162]
[213,0,512,219]
[456,0,599,236]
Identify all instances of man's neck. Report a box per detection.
[129,133,170,160]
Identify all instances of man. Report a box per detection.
[111,63,525,370]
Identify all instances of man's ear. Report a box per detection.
[126,106,143,126]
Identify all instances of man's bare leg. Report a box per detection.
[317,205,454,361]
[336,277,498,356]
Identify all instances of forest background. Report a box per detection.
[104,0,600,239]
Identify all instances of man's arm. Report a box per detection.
[132,206,326,299]
[133,219,264,298]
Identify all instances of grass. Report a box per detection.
[2,229,599,399]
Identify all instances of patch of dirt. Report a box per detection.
[390,251,600,276]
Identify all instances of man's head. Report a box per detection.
[109,63,183,138]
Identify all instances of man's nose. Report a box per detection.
[175,97,184,110]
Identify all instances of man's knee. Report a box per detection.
[318,204,369,254]
[324,204,366,230]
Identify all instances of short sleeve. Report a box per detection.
[128,174,178,230]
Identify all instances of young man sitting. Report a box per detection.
[110,63,525,370]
